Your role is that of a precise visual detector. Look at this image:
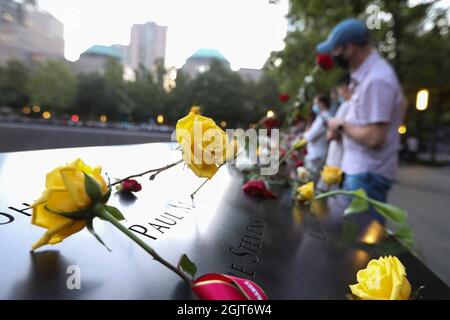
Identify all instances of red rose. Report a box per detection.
[192,273,268,300]
[242,179,276,199]
[290,153,298,161]
[316,53,335,71]
[120,179,142,193]
[295,160,304,168]
[279,93,290,103]
[262,117,280,130]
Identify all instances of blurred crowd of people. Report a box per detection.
[292,18,407,224]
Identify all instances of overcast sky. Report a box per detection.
[38,0,289,70]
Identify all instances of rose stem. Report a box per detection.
[111,159,183,186]
[99,208,192,285]
[190,179,210,199]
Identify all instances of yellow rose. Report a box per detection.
[176,112,237,179]
[31,159,109,250]
[293,138,307,150]
[190,105,201,115]
[296,181,315,202]
[321,165,343,185]
[350,256,411,300]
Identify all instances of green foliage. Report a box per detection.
[344,189,369,215]
[1,55,279,126]
[0,60,29,109]
[272,0,449,129]
[178,254,197,279]
[189,60,252,127]
[105,205,125,221]
[27,60,76,111]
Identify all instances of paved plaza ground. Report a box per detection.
[390,165,450,286]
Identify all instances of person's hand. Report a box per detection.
[327,118,344,132]
[327,129,339,141]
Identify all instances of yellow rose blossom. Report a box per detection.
[176,112,237,179]
[296,181,315,202]
[31,159,109,250]
[321,165,343,185]
[293,138,307,150]
[350,256,411,300]
[190,105,201,115]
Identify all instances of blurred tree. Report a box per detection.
[165,70,193,123]
[74,73,109,118]
[188,60,248,127]
[103,58,128,120]
[270,0,438,107]
[0,60,30,110]
[27,60,76,112]
[125,65,165,121]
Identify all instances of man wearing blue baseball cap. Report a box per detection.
[320,18,405,224]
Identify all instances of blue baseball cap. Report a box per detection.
[316,18,369,53]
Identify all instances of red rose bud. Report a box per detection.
[279,93,290,103]
[192,273,268,300]
[262,117,280,130]
[242,179,276,199]
[120,179,142,193]
[295,160,304,168]
[279,148,287,159]
[316,53,335,71]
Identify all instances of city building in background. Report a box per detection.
[73,44,136,81]
[111,44,129,62]
[0,0,64,66]
[238,68,263,82]
[127,21,167,71]
[182,48,231,78]
[73,45,123,74]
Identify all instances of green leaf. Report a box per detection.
[45,205,92,221]
[344,189,369,216]
[84,173,102,203]
[393,224,414,249]
[101,188,112,204]
[369,199,407,225]
[105,205,125,221]
[86,218,111,251]
[178,254,197,279]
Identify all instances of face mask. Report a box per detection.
[312,104,321,114]
[338,96,345,104]
[332,54,349,70]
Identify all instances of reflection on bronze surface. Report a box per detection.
[360,221,385,245]
[310,199,328,218]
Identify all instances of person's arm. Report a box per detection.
[329,79,396,149]
[328,118,388,149]
[342,121,388,148]
[304,118,326,143]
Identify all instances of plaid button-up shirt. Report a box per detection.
[342,50,405,180]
